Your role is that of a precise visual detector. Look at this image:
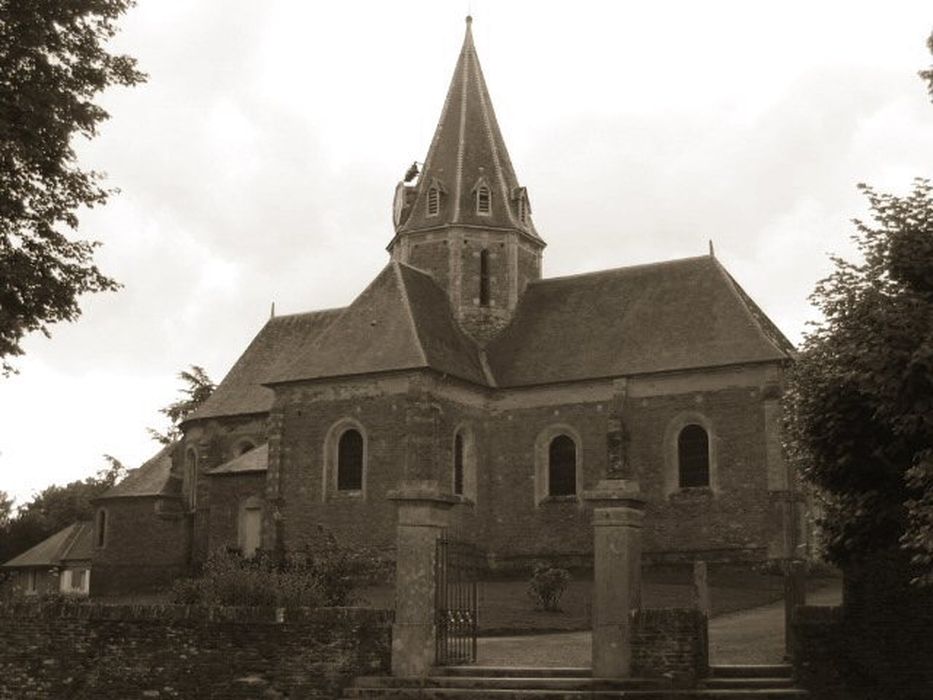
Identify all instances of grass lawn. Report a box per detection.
[359,564,837,636]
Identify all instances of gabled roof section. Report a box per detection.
[208,443,269,476]
[185,309,342,423]
[487,256,794,387]
[396,17,540,240]
[2,522,92,568]
[267,262,489,386]
[97,444,177,500]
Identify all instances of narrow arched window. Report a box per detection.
[96,509,107,548]
[678,424,710,488]
[518,197,527,223]
[427,186,440,216]
[337,429,364,491]
[548,435,576,496]
[476,185,491,214]
[479,249,490,306]
[184,448,198,510]
[453,432,465,496]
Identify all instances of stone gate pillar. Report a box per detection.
[583,479,646,678]
[388,481,457,677]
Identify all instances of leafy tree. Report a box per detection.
[0,454,126,563]
[147,366,216,445]
[0,490,12,528]
[921,30,933,99]
[0,0,146,375]
[784,180,933,582]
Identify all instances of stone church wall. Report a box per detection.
[629,383,775,561]
[91,497,189,597]
[206,472,267,555]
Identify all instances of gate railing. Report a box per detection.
[435,534,483,665]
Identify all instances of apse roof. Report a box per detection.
[97,444,177,500]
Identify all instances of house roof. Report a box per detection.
[97,444,177,500]
[268,262,489,386]
[208,443,268,475]
[394,17,540,241]
[185,309,342,423]
[486,255,794,387]
[1,521,93,568]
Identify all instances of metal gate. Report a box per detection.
[435,534,481,665]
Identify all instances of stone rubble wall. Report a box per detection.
[0,601,392,699]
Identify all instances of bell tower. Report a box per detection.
[387,17,545,343]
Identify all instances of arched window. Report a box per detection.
[95,508,107,548]
[479,249,490,306]
[184,448,198,510]
[476,185,491,214]
[453,432,465,496]
[427,186,440,216]
[678,424,710,488]
[337,429,364,491]
[548,435,577,496]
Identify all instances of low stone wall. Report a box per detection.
[793,552,933,699]
[0,601,392,699]
[632,608,708,684]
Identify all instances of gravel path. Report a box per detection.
[477,580,842,667]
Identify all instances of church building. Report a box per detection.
[91,18,800,595]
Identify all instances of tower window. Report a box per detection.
[337,429,364,491]
[678,424,710,488]
[96,509,107,548]
[476,186,491,214]
[479,249,490,306]
[518,196,527,223]
[548,435,577,497]
[184,448,198,511]
[453,432,464,496]
[427,186,440,216]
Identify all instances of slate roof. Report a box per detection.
[208,443,268,475]
[485,255,794,387]
[97,444,177,500]
[185,309,342,423]
[268,262,489,386]
[2,522,93,568]
[394,17,540,241]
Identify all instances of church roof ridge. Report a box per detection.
[530,254,713,286]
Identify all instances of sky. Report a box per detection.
[1,0,932,507]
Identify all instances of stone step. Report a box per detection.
[352,676,667,691]
[344,678,809,699]
[342,688,809,699]
[438,666,592,678]
[701,679,796,690]
[709,665,793,679]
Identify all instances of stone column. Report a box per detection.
[583,479,646,677]
[388,482,457,677]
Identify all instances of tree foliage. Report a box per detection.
[0,0,145,375]
[784,180,933,582]
[921,31,933,100]
[0,455,126,563]
[147,365,216,445]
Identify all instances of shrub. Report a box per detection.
[527,561,571,611]
[170,527,389,608]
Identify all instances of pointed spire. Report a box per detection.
[394,16,540,240]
